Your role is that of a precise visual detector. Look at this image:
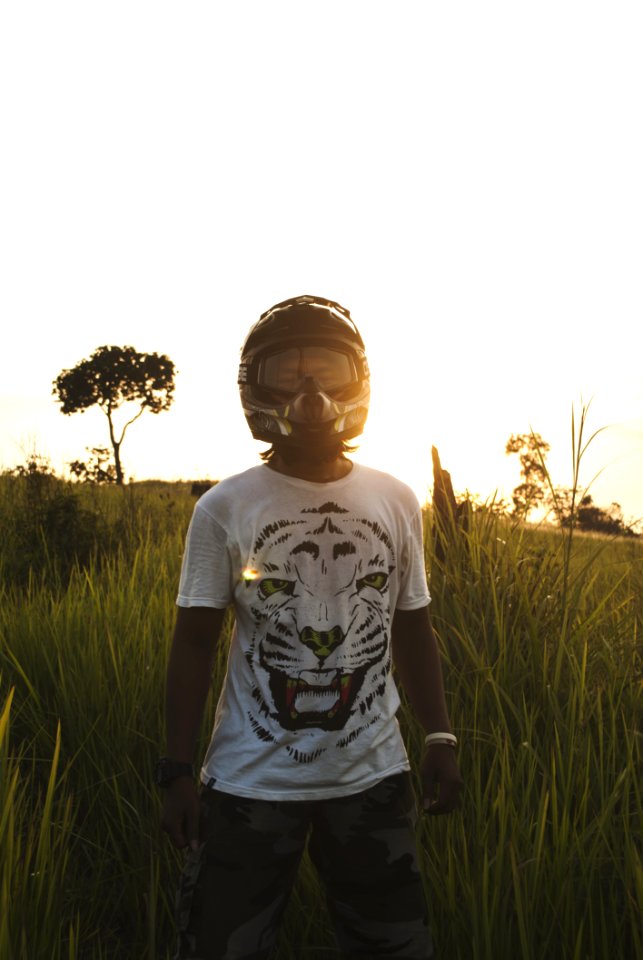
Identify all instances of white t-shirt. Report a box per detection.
[177,462,430,801]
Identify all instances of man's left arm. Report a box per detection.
[391,605,464,815]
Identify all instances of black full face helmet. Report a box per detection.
[238,295,370,446]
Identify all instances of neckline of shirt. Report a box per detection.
[262,461,360,490]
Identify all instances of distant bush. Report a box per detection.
[189,480,217,497]
[0,458,199,591]
[0,456,108,588]
[553,490,639,538]
[68,447,117,484]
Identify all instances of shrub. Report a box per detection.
[0,458,108,589]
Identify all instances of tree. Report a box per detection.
[505,432,551,518]
[558,493,639,537]
[53,345,176,485]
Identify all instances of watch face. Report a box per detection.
[155,758,192,787]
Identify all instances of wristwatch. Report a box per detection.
[154,757,194,788]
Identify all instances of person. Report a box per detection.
[159,295,463,960]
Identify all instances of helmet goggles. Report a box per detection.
[255,344,360,402]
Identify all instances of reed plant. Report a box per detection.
[0,455,640,957]
[417,510,640,959]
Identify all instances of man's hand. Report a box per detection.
[161,606,225,851]
[160,777,201,851]
[420,744,464,815]
[391,607,464,814]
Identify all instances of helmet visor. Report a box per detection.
[257,345,359,398]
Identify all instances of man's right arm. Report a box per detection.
[161,605,227,850]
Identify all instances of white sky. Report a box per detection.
[2,2,642,525]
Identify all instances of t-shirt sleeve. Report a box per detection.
[395,507,431,610]
[176,504,234,609]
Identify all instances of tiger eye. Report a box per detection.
[357,572,388,592]
[259,578,294,599]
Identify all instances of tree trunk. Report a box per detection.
[113,441,124,485]
[107,409,125,485]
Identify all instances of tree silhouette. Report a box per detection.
[505,432,551,518]
[558,492,638,537]
[53,345,176,485]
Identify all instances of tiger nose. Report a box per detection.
[300,625,344,659]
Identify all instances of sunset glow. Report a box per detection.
[2,3,642,525]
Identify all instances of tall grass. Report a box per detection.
[0,469,640,958]
[420,506,641,959]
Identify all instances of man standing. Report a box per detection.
[159,296,463,959]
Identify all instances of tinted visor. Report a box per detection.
[257,345,359,398]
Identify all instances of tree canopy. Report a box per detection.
[53,345,176,484]
[505,432,551,518]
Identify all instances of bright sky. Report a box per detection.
[2,2,642,526]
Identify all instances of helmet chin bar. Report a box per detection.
[246,401,368,446]
[288,379,339,425]
[245,377,369,445]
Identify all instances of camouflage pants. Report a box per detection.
[173,772,433,960]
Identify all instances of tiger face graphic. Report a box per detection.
[242,502,397,763]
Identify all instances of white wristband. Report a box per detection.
[424,732,458,748]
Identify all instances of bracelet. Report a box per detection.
[424,732,458,748]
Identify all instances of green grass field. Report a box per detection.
[0,474,640,959]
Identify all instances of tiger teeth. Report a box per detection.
[284,670,354,717]
[292,692,339,714]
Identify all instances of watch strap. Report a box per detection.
[155,757,194,787]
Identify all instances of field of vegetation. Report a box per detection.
[0,469,640,959]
